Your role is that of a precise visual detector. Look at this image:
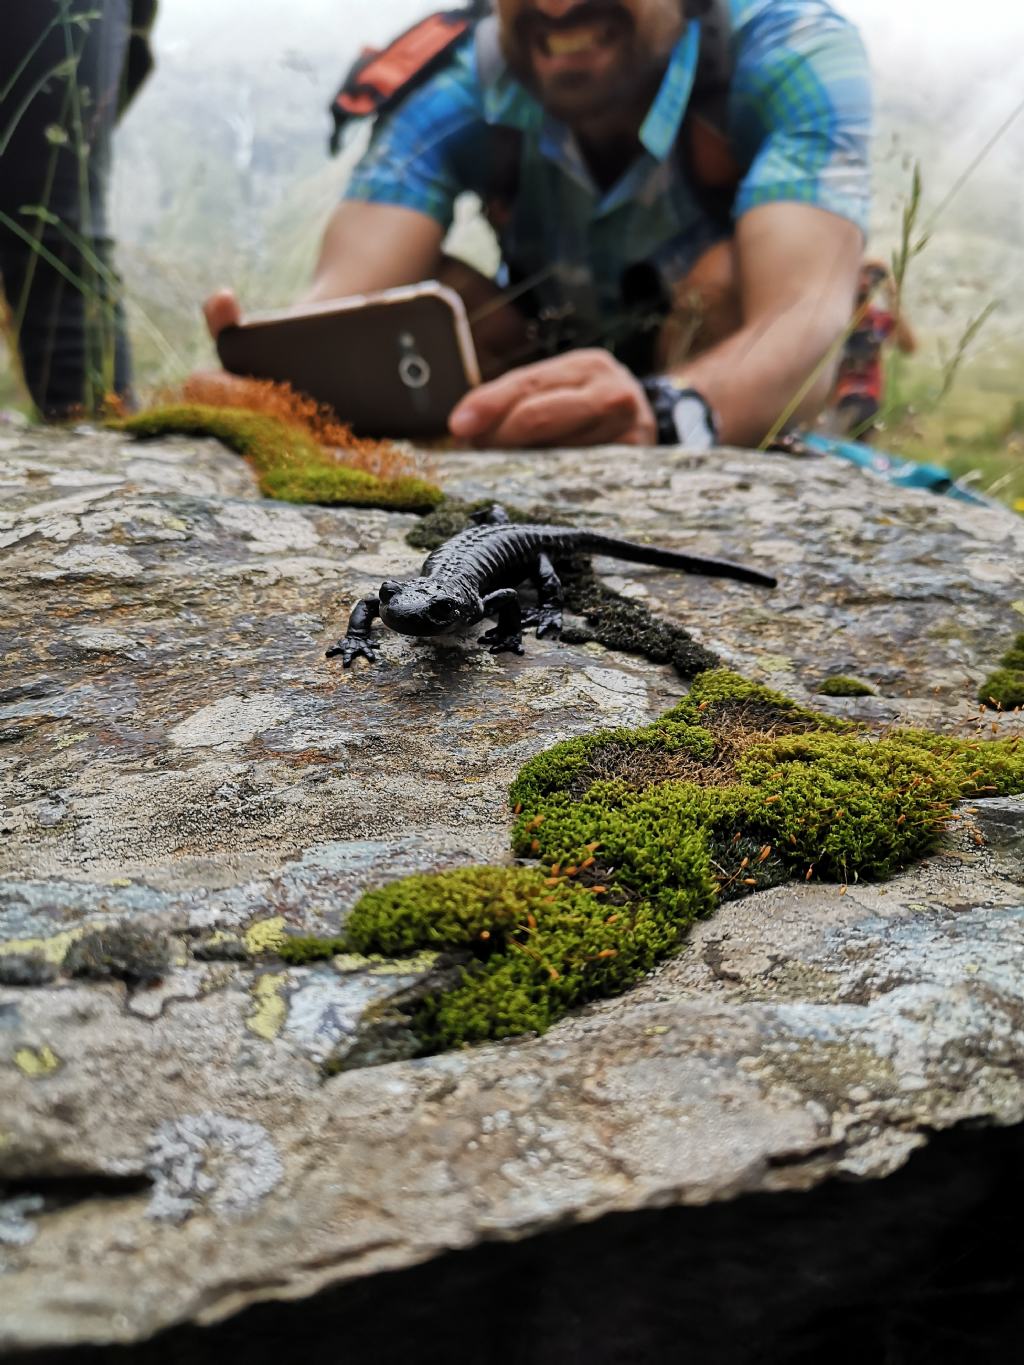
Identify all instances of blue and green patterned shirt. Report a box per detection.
[343,0,873,352]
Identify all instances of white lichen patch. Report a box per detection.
[146,1113,284,1224]
[43,545,143,580]
[67,627,143,655]
[600,575,650,600]
[169,695,295,749]
[525,665,650,726]
[214,502,321,554]
[0,1195,45,1248]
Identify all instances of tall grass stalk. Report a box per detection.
[935,302,999,404]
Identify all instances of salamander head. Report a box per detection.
[378,578,482,637]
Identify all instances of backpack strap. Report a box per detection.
[679,0,741,226]
[330,6,483,153]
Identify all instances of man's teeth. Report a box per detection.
[546,23,605,56]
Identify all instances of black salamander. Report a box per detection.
[326,505,776,666]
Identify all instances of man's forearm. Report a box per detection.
[303,202,446,305]
[666,301,848,446]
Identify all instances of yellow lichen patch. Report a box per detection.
[14,1045,62,1078]
[54,732,90,750]
[244,917,288,956]
[331,951,440,976]
[247,973,288,1041]
[0,929,85,966]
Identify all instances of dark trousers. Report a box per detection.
[0,0,133,417]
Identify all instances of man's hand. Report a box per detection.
[448,349,657,448]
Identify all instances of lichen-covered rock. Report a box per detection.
[1,424,1023,1352]
[62,924,172,984]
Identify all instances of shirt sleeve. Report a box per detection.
[341,38,487,230]
[728,1,873,234]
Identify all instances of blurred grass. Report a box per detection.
[876,345,1024,509]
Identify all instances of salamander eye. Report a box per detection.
[378,580,402,603]
[426,597,459,625]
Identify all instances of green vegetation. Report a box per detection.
[879,352,1024,510]
[283,670,1024,1054]
[816,676,876,697]
[978,633,1024,710]
[276,935,348,965]
[118,404,443,512]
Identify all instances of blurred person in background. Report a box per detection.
[0,0,156,419]
[827,259,917,440]
[205,0,874,451]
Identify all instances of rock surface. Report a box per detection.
[1,422,1023,1352]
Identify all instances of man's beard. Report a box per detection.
[500,2,668,126]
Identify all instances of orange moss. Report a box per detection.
[179,373,430,485]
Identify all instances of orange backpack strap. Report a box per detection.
[330,8,481,153]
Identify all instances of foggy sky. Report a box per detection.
[155,0,1024,76]
[154,0,1024,151]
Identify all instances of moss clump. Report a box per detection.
[62,925,171,985]
[118,405,442,512]
[347,865,709,1047]
[816,676,876,697]
[314,668,1022,1053]
[979,633,1024,710]
[408,499,720,678]
[0,953,58,987]
[275,935,348,965]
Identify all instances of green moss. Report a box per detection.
[978,634,1024,710]
[892,727,1024,797]
[979,669,1024,710]
[816,676,876,697]
[315,669,1022,1053]
[117,405,443,512]
[347,865,706,1047]
[678,667,849,729]
[276,935,349,965]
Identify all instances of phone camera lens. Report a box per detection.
[399,353,431,390]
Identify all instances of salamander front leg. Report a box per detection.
[325,596,382,666]
[478,588,525,655]
[531,552,563,638]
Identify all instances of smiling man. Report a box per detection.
[208,0,873,450]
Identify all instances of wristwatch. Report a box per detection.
[640,377,719,452]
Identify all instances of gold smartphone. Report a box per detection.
[216,282,481,438]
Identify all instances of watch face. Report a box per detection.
[672,394,715,451]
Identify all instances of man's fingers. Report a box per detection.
[449,350,614,439]
[485,383,637,448]
[203,289,242,341]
